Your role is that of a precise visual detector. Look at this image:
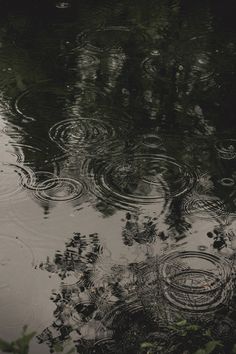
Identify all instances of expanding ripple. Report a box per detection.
[182,194,227,220]
[76,26,150,54]
[25,171,59,191]
[49,118,114,151]
[215,139,236,160]
[220,177,235,187]
[134,133,165,154]
[13,82,68,123]
[89,154,195,210]
[142,51,162,76]
[5,139,65,171]
[49,113,132,156]
[58,50,100,72]
[35,177,87,203]
[0,163,34,201]
[76,52,100,69]
[159,251,233,313]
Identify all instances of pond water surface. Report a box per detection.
[0,1,236,353]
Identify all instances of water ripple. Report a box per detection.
[49,113,132,156]
[13,82,68,123]
[89,154,195,210]
[5,139,65,173]
[0,163,34,201]
[215,139,236,160]
[159,251,233,313]
[182,194,227,220]
[142,52,161,76]
[35,177,87,203]
[49,118,114,151]
[25,171,59,191]
[76,26,150,55]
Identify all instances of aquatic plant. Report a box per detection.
[0,326,35,354]
[140,318,236,354]
[0,326,75,354]
[2,320,236,354]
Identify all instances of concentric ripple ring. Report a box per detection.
[159,251,232,312]
[89,154,195,209]
[215,139,236,160]
[35,177,87,202]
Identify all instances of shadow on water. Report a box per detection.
[0,0,236,353]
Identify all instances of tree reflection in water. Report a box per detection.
[0,0,236,353]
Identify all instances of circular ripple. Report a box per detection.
[191,53,214,82]
[5,139,65,172]
[76,53,100,69]
[58,49,100,72]
[35,177,86,202]
[0,163,34,201]
[142,52,161,76]
[182,194,227,220]
[25,171,59,191]
[49,118,114,150]
[220,177,235,187]
[14,83,68,123]
[76,26,150,54]
[49,113,132,156]
[2,145,24,164]
[215,139,236,160]
[159,251,232,312]
[89,154,195,210]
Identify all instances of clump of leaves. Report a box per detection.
[52,342,75,354]
[0,327,75,354]
[0,326,36,354]
[140,318,224,354]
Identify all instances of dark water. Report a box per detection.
[0,0,236,353]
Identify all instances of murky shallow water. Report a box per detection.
[0,0,236,353]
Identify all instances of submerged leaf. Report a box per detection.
[0,338,14,352]
[176,319,187,327]
[206,340,222,354]
[141,342,154,349]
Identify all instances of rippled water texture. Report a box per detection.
[0,0,236,353]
